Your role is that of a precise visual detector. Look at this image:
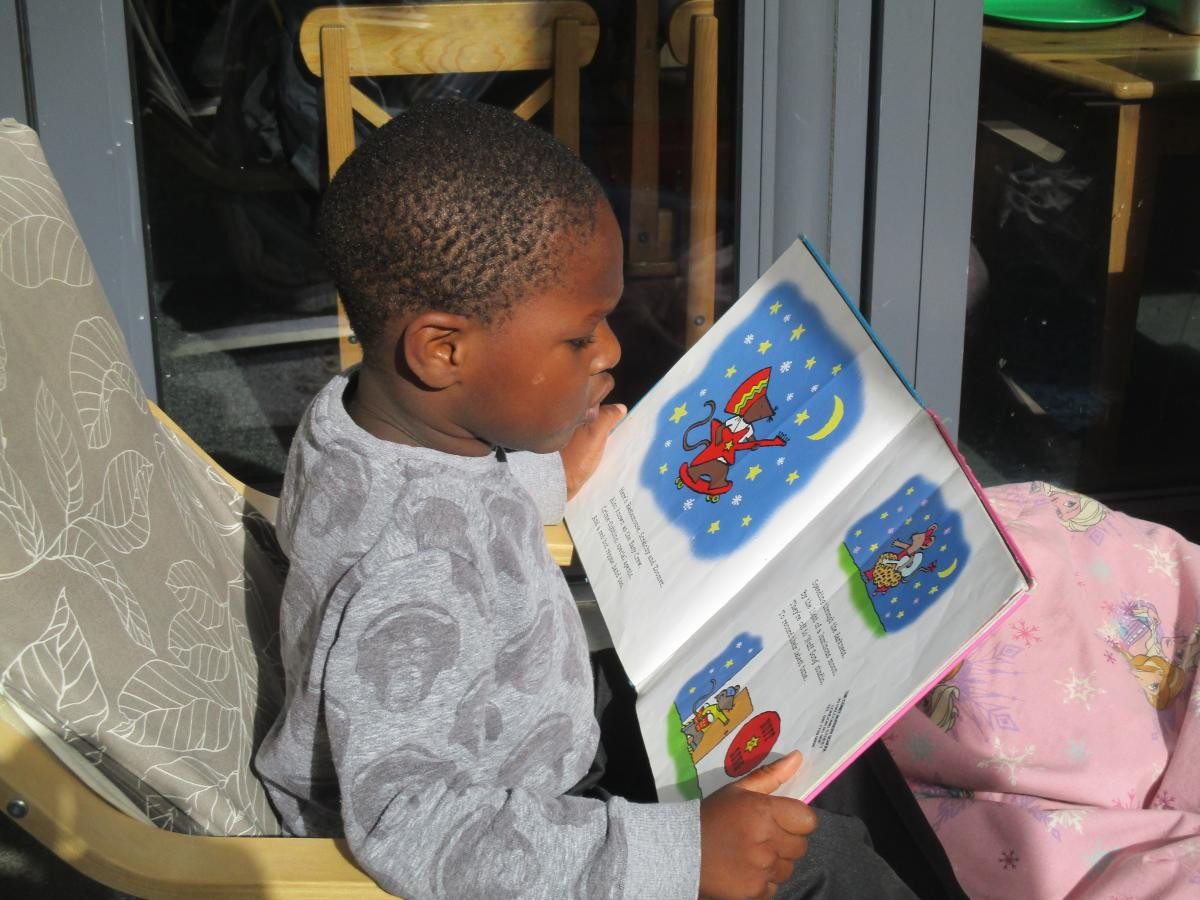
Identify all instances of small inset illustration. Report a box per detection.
[642,282,864,558]
[666,633,775,790]
[841,476,970,633]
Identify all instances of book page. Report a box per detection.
[567,241,920,687]
[631,412,1029,802]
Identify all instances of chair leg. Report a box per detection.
[319,24,363,370]
[685,15,718,348]
[554,18,582,154]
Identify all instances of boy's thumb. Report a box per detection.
[597,403,627,431]
[736,750,803,795]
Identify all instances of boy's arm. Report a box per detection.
[322,550,700,899]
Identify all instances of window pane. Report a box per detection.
[963,12,1200,539]
[131,1,740,490]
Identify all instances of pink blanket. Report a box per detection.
[888,482,1200,898]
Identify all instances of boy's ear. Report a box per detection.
[398,311,476,389]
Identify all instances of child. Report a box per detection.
[255,99,914,899]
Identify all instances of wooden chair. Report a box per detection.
[298,1,601,370]
[627,0,718,349]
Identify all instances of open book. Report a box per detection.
[565,238,1033,802]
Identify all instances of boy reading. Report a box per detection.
[255,98,914,899]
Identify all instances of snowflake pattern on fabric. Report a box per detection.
[1055,667,1105,710]
[977,736,1037,786]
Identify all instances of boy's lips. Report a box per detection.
[583,373,616,422]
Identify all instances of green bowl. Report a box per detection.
[983,0,1146,28]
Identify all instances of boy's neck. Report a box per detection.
[347,366,493,457]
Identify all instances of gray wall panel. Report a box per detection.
[23,0,155,398]
[0,1,28,122]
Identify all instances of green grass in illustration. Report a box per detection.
[838,542,885,636]
[666,704,702,800]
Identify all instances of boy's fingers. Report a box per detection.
[595,403,627,431]
[770,796,818,836]
[771,828,812,860]
[736,750,802,795]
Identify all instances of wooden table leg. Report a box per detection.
[628,0,676,276]
[1083,101,1161,485]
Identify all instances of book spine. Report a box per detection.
[798,234,924,407]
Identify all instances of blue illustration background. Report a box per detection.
[673,632,763,720]
[844,475,971,632]
[639,282,864,557]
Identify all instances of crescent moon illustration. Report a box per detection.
[807,394,845,441]
[938,557,959,579]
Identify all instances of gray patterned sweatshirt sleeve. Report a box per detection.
[505,450,567,524]
[322,549,700,899]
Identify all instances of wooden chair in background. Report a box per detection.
[628,0,718,349]
[298,1,601,371]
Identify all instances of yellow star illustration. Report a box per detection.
[831,363,843,375]
[725,365,737,378]
[794,410,810,425]
[897,610,905,619]
[769,301,782,315]
[929,586,939,595]
[790,324,806,340]
[688,686,696,694]
[741,515,752,527]
[869,543,879,552]
[891,597,898,604]
[758,339,772,355]
[724,658,735,668]
[880,511,889,520]
[924,513,931,520]
[659,463,668,475]
[708,520,721,534]
[746,464,763,481]
[939,545,947,552]
[670,403,688,424]
[906,487,915,495]
[905,517,913,525]
[745,736,760,751]
[805,357,816,369]
[914,582,922,590]
[854,529,862,537]
[786,470,799,485]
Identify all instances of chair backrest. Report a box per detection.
[626,0,718,348]
[299,1,601,369]
[0,119,287,836]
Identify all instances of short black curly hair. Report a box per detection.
[317,98,605,358]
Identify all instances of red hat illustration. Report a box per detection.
[727,367,773,416]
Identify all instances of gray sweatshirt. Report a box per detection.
[254,371,701,899]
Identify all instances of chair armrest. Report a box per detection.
[0,716,390,898]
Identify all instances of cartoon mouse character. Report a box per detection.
[676,368,788,502]
[681,685,740,752]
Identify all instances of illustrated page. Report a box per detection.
[567,241,920,687]
[633,411,1029,802]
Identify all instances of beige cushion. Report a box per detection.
[0,120,285,836]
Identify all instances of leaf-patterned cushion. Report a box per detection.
[0,120,286,836]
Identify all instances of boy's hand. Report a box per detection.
[561,403,627,499]
[698,751,817,900]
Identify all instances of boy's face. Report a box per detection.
[458,202,623,453]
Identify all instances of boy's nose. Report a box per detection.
[591,320,621,373]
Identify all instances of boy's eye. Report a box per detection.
[568,335,596,350]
